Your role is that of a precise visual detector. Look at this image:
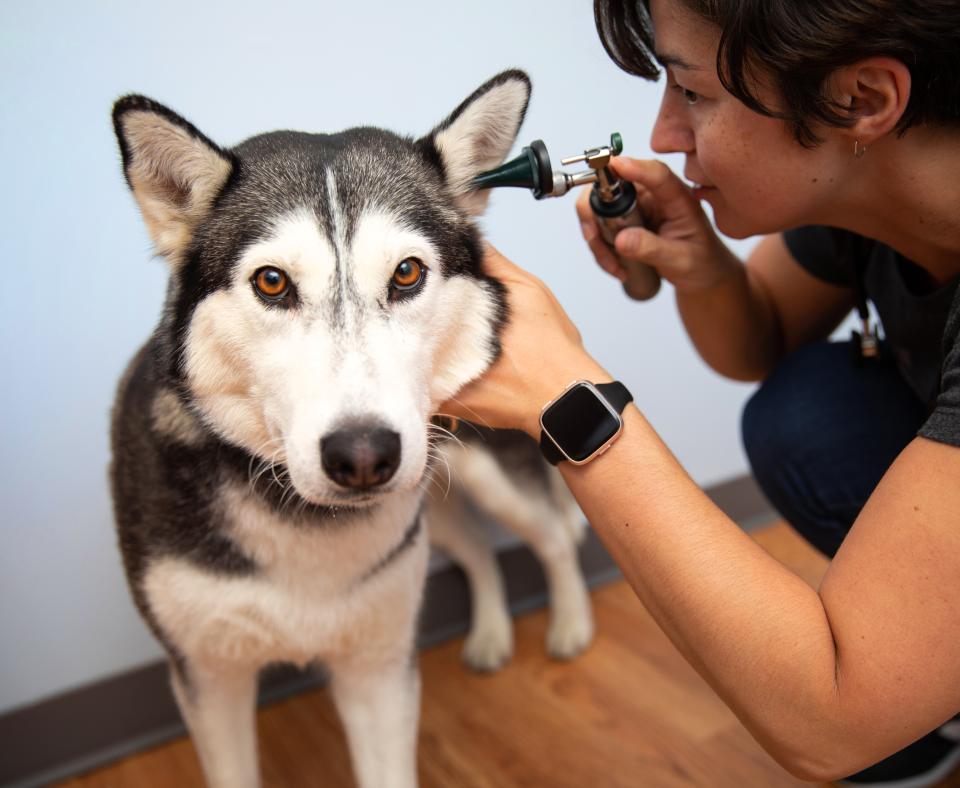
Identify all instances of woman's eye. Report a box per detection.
[391,258,426,294]
[251,266,290,301]
[672,84,701,105]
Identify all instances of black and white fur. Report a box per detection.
[110,70,592,788]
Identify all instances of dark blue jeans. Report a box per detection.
[742,341,928,558]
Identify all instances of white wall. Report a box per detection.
[0,0,759,714]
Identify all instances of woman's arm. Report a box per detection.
[676,234,855,380]
[577,159,855,381]
[561,405,960,780]
[444,247,960,781]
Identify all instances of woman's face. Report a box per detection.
[647,0,846,238]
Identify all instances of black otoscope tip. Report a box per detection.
[471,139,555,198]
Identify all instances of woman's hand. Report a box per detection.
[576,157,739,293]
[439,245,611,437]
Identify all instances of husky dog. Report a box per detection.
[110,69,593,788]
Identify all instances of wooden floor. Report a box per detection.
[57,522,960,787]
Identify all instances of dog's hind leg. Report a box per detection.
[451,444,594,660]
[171,659,260,788]
[427,495,513,672]
[328,658,420,788]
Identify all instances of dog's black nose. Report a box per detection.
[320,424,402,490]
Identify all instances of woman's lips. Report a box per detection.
[684,175,715,200]
[690,182,716,200]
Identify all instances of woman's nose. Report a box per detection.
[650,91,694,155]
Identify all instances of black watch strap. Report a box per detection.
[539,381,633,465]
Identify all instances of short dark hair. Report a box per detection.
[594,0,960,147]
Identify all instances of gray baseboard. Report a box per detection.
[0,474,774,788]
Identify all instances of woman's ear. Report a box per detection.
[830,57,912,146]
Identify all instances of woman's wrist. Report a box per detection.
[518,352,613,438]
[673,242,744,297]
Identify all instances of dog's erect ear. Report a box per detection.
[113,96,235,264]
[422,70,531,216]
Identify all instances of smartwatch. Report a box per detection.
[539,380,633,465]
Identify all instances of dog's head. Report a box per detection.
[113,71,529,508]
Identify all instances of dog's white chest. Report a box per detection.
[142,486,427,667]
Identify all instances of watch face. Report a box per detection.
[541,383,622,462]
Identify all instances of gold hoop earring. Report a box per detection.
[854,140,868,159]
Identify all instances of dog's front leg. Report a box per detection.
[453,445,595,659]
[171,660,260,788]
[329,657,421,788]
[428,500,513,671]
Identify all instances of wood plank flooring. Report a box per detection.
[56,522,960,787]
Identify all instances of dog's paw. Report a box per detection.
[462,615,513,673]
[546,607,594,660]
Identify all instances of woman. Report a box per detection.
[442,0,960,784]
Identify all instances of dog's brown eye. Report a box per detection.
[252,267,289,301]
[392,258,425,291]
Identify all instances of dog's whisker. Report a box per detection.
[422,464,453,501]
[426,434,462,466]
[438,403,492,434]
[426,422,466,452]
[249,435,285,460]
[419,466,445,500]
[276,469,300,514]
[294,494,311,520]
[250,464,274,491]
[277,481,293,511]
[452,420,486,439]
[423,449,455,500]
[247,439,286,496]
[270,462,286,490]
[250,449,280,482]
[249,453,285,498]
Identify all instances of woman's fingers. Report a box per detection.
[479,242,512,275]
[608,157,700,225]
[481,242,543,286]
[575,188,629,282]
[614,226,689,272]
[636,185,658,227]
[481,243,573,317]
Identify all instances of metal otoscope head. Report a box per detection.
[471,133,624,200]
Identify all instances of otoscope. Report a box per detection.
[472,133,661,301]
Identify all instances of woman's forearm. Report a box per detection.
[675,257,783,382]
[559,405,851,778]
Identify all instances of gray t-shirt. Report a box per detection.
[783,226,960,448]
[919,286,960,447]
